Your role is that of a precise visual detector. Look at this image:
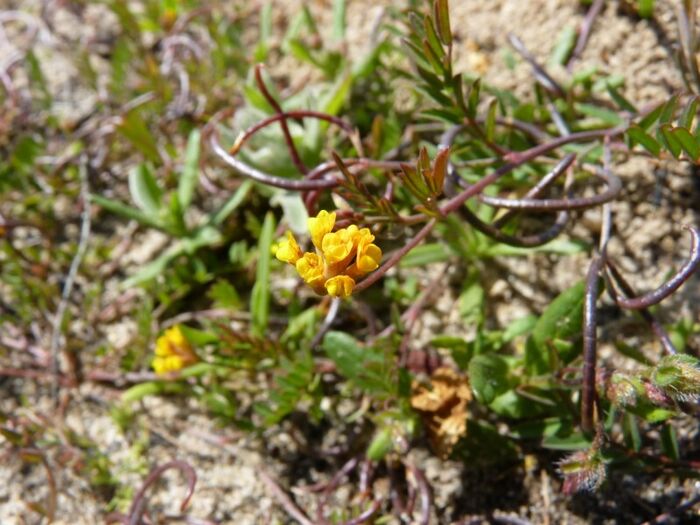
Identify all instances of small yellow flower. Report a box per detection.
[296,252,325,289]
[322,227,356,266]
[355,229,382,273]
[152,325,198,375]
[325,275,355,298]
[275,210,382,298]
[275,231,302,264]
[308,210,336,250]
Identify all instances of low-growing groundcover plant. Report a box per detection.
[2,0,700,522]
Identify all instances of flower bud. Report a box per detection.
[606,373,640,408]
[558,448,606,494]
[652,354,700,402]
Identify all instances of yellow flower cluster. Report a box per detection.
[152,325,198,375]
[275,210,382,298]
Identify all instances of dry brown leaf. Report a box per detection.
[410,366,471,459]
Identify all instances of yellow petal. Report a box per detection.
[275,231,302,264]
[165,325,187,348]
[308,210,336,250]
[321,229,355,266]
[152,355,184,375]
[325,275,355,298]
[356,242,382,273]
[355,230,381,274]
[295,252,324,286]
[155,336,171,357]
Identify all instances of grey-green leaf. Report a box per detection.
[178,129,201,210]
[468,353,510,405]
[251,212,275,337]
[128,164,162,215]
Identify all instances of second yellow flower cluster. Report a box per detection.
[152,325,198,375]
[275,210,382,298]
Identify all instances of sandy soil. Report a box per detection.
[2,0,699,524]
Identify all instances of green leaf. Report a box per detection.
[659,94,679,124]
[91,194,163,230]
[468,353,510,404]
[25,51,51,107]
[660,424,680,460]
[606,83,637,113]
[670,126,700,160]
[529,280,586,372]
[421,107,463,124]
[451,73,468,115]
[541,431,591,450]
[211,180,253,226]
[575,102,624,126]
[485,239,587,256]
[128,164,162,215]
[485,98,498,142]
[434,0,452,46]
[623,413,642,452]
[0,428,24,446]
[320,73,353,116]
[403,38,433,73]
[108,0,141,40]
[637,100,665,130]
[178,129,201,210]
[366,427,393,460]
[679,96,698,129]
[631,404,675,423]
[251,212,275,337]
[422,37,446,75]
[614,341,652,365]
[254,351,316,425]
[121,381,184,403]
[202,386,237,419]
[332,0,346,40]
[627,125,661,156]
[510,417,576,440]
[208,279,242,310]
[121,244,183,288]
[502,315,537,342]
[254,2,273,61]
[488,389,548,418]
[548,26,576,67]
[459,280,484,323]
[637,0,655,18]
[424,15,445,61]
[659,124,682,158]
[117,112,160,163]
[467,78,481,118]
[398,243,452,267]
[322,331,393,393]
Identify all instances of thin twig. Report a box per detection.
[439,127,624,218]
[353,219,437,293]
[609,225,700,310]
[582,255,604,434]
[259,467,314,525]
[477,164,621,211]
[567,0,605,71]
[604,261,678,355]
[342,499,382,525]
[210,131,340,190]
[127,460,197,525]
[641,493,700,525]
[310,297,341,348]
[229,110,354,155]
[50,158,91,399]
[508,34,565,97]
[406,463,432,525]
[254,64,308,174]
